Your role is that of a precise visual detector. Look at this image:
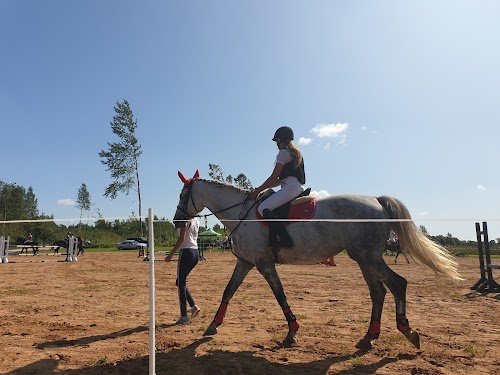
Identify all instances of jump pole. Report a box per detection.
[148,208,156,375]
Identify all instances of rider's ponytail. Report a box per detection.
[287,141,302,168]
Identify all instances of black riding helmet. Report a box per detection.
[272,126,294,143]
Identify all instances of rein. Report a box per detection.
[177,180,260,227]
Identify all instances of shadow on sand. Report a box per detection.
[7,331,415,375]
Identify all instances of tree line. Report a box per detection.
[2,177,495,249]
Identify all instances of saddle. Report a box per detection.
[256,188,316,227]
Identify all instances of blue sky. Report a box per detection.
[1,1,499,240]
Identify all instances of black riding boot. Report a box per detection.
[262,209,293,250]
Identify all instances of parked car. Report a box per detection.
[126,237,148,244]
[116,240,142,250]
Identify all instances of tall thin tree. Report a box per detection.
[76,183,92,229]
[99,100,144,234]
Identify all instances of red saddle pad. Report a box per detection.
[256,198,317,227]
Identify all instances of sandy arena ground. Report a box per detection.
[0,251,499,374]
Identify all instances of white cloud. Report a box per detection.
[298,137,313,145]
[418,212,430,216]
[324,142,331,150]
[310,189,330,199]
[361,126,367,131]
[310,123,349,138]
[476,185,487,192]
[57,199,75,206]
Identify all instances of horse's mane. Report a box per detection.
[197,178,250,193]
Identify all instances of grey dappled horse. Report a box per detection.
[174,173,461,349]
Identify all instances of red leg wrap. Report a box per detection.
[368,320,381,335]
[283,307,299,331]
[397,315,410,333]
[214,302,228,324]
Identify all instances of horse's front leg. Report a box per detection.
[203,258,254,336]
[255,258,299,348]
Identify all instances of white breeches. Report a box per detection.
[258,178,304,216]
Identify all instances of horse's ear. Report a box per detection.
[193,170,200,179]
[178,171,189,185]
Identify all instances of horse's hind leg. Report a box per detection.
[367,261,420,349]
[355,265,387,349]
[203,258,254,336]
[254,259,299,347]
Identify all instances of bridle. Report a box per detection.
[176,180,201,221]
[176,179,261,230]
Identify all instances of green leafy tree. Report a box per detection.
[208,164,253,189]
[99,100,144,234]
[76,183,92,228]
[208,163,224,181]
[234,173,253,189]
[24,187,39,218]
[0,181,39,221]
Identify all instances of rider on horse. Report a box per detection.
[249,126,305,250]
[387,230,398,247]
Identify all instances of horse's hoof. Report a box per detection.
[355,338,373,350]
[404,329,420,349]
[203,323,218,336]
[283,332,297,348]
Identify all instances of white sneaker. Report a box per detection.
[173,316,191,325]
[191,305,201,319]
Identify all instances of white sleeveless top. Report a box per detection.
[178,218,199,249]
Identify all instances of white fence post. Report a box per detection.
[1,236,10,263]
[148,208,156,375]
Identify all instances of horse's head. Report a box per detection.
[173,170,204,226]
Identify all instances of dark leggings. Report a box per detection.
[176,248,199,317]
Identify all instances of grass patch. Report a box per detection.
[350,355,363,367]
[0,289,32,297]
[77,284,102,292]
[379,333,407,346]
[463,342,485,357]
[86,356,107,366]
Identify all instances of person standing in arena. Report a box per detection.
[165,217,202,325]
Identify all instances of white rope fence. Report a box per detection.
[3,216,500,225]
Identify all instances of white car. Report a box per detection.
[116,240,142,250]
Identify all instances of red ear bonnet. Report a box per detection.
[178,170,200,187]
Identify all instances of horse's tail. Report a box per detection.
[377,195,462,280]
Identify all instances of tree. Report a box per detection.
[0,181,39,221]
[234,173,253,189]
[208,163,224,181]
[419,225,428,235]
[76,183,92,228]
[99,100,144,234]
[24,187,39,218]
[208,163,253,189]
